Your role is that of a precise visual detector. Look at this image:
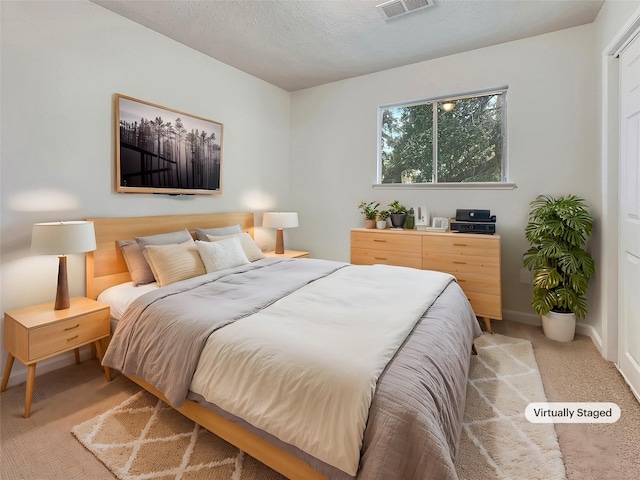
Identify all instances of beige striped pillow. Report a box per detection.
[144,240,206,287]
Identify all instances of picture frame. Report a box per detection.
[115,94,223,195]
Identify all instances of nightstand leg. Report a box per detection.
[1,353,15,392]
[24,364,36,418]
[93,340,111,382]
[74,348,80,365]
[481,317,493,333]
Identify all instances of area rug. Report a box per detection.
[72,333,566,480]
[455,333,566,480]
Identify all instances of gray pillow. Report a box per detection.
[117,240,155,286]
[195,224,242,241]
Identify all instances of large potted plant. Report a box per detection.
[522,195,595,342]
[358,201,380,229]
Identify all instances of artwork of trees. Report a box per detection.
[118,97,222,193]
[380,93,503,184]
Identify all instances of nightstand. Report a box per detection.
[1,297,111,418]
[264,250,310,259]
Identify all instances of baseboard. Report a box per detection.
[502,309,540,326]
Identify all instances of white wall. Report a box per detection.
[0,0,291,384]
[289,25,599,328]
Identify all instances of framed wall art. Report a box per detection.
[115,94,223,195]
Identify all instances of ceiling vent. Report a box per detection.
[377,0,434,21]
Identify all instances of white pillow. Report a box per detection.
[206,232,266,262]
[196,237,250,273]
[144,240,206,287]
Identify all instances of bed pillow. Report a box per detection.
[195,224,242,241]
[195,237,250,273]
[134,229,194,280]
[206,232,266,262]
[135,228,193,249]
[117,240,155,286]
[144,240,206,287]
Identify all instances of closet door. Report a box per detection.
[619,33,640,400]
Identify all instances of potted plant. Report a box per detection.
[522,195,595,342]
[388,200,407,229]
[376,210,389,229]
[358,201,380,229]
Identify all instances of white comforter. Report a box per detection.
[190,264,454,475]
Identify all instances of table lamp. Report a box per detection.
[31,221,97,310]
[262,212,299,254]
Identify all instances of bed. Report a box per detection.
[87,212,482,480]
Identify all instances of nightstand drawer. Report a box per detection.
[29,310,109,361]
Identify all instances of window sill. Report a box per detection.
[372,182,517,190]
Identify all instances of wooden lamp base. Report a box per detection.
[54,255,70,310]
[275,228,285,254]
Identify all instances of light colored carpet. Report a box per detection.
[70,333,564,480]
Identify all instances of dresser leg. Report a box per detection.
[1,353,15,392]
[24,364,36,418]
[74,348,80,365]
[94,340,111,382]
[481,317,493,334]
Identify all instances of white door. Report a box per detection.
[619,34,640,400]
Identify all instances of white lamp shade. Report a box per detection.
[31,221,97,255]
[262,212,299,229]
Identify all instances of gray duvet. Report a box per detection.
[103,258,482,480]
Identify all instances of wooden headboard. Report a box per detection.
[86,212,254,299]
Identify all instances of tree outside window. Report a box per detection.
[379,89,506,184]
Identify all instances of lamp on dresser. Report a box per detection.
[262,212,299,254]
[31,221,97,310]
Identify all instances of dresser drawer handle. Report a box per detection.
[66,335,79,342]
[64,324,80,331]
[374,257,387,260]
[453,243,467,247]
[453,261,466,265]
[373,239,387,243]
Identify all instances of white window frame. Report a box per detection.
[375,87,516,190]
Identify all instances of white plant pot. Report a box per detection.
[376,220,387,229]
[541,311,576,342]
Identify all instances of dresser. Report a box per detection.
[350,228,502,332]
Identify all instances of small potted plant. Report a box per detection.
[522,195,595,342]
[388,200,407,229]
[376,210,389,229]
[358,201,380,229]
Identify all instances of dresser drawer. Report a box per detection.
[423,235,499,257]
[465,292,502,319]
[351,248,422,269]
[351,231,421,253]
[423,252,499,276]
[29,310,109,361]
[454,272,501,295]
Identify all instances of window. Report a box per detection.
[378,89,507,185]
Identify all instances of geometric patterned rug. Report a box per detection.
[72,333,566,480]
[71,391,286,480]
[456,333,567,480]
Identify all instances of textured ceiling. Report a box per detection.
[92,0,604,92]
